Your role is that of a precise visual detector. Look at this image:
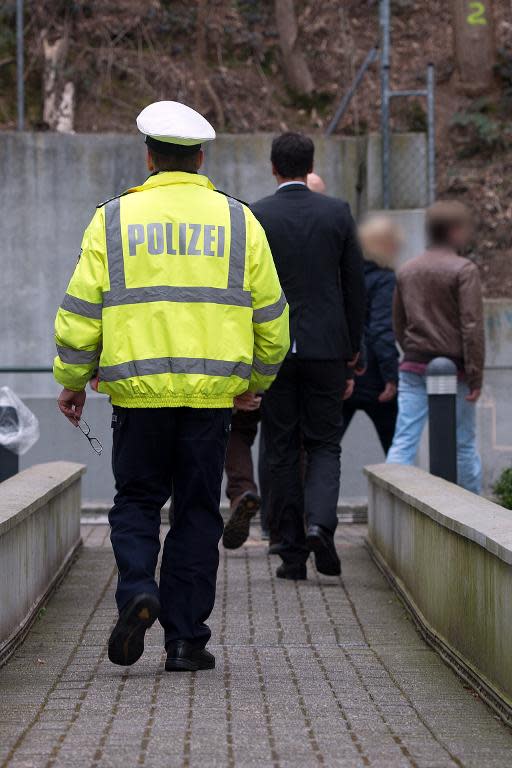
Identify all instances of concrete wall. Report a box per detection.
[0,461,84,665]
[366,463,512,721]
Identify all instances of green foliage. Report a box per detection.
[495,48,512,105]
[494,468,512,510]
[450,98,505,159]
[0,2,15,56]
[283,89,334,116]
[403,100,427,133]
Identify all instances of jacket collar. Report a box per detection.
[128,171,215,194]
[275,182,310,194]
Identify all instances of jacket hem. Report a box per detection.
[109,394,235,409]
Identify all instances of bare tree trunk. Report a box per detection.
[194,0,225,130]
[42,29,75,132]
[274,0,314,95]
[451,0,496,95]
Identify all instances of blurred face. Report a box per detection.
[449,222,472,251]
[380,233,401,259]
[359,217,403,264]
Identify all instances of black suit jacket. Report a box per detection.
[251,184,366,361]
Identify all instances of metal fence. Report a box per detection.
[380,0,435,208]
[326,0,436,210]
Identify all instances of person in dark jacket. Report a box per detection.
[253,132,366,581]
[341,215,402,453]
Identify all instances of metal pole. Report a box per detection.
[325,46,379,136]
[16,0,24,131]
[427,62,436,204]
[426,358,457,483]
[380,0,391,209]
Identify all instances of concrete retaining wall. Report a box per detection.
[0,461,85,665]
[366,463,512,722]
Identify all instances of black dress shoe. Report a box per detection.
[305,525,341,576]
[268,541,284,556]
[165,641,215,672]
[108,593,160,667]
[223,491,261,550]
[276,562,307,580]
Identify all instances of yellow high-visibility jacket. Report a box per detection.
[53,172,289,408]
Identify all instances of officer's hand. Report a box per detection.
[466,388,481,403]
[58,388,86,425]
[342,379,355,400]
[378,382,397,403]
[234,392,262,412]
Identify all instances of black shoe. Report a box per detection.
[276,562,307,580]
[223,491,261,549]
[268,541,284,556]
[108,593,160,667]
[165,641,216,672]
[305,525,341,576]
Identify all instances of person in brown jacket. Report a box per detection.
[387,200,484,493]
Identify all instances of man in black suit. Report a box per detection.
[252,132,366,580]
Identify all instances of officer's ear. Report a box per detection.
[194,149,204,172]
[146,148,155,172]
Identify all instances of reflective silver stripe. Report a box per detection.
[105,198,125,293]
[103,286,252,309]
[427,375,458,395]
[56,345,99,365]
[252,357,282,377]
[60,293,102,320]
[253,291,287,324]
[226,197,246,290]
[99,357,252,383]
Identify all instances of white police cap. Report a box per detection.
[136,100,216,147]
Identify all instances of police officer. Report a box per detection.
[53,101,289,671]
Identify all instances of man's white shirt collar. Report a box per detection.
[277,181,307,190]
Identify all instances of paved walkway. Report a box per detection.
[1,524,512,768]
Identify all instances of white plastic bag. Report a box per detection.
[0,386,40,455]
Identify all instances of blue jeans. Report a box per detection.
[387,372,482,494]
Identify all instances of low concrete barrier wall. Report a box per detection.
[365,463,512,723]
[0,461,85,665]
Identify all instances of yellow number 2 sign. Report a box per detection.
[467,1,488,25]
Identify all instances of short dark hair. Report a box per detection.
[425,200,471,247]
[271,132,314,178]
[148,147,201,173]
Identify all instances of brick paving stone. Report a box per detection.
[0,523,512,767]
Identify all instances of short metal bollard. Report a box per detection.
[0,406,20,483]
[426,357,457,483]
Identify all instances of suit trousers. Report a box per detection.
[224,409,260,504]
[109,406,231,649]
[262,358,346,566]
[341,398,398,454]
[224,409,273,532]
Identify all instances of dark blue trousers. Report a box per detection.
[109,406,231,649]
